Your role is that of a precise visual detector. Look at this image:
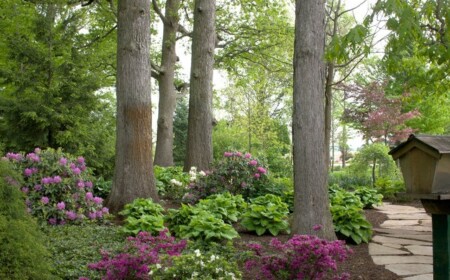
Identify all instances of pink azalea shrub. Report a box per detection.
[245,235,352,280]
[182,151,269,203]
[3,148,108,225]
[87,230,187,280]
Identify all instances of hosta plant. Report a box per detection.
[4,148,108,225]
[196,192,247,223]
[354,186,383,209]
[119,198,166,236]
[241,194,290,236]
[331,204,372,244]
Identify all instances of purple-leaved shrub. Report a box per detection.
[245,234,352,280]
[87,229,187,280]
[3,148,108,225]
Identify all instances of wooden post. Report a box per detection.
[432,214,450,279]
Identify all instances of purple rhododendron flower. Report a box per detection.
[34,184,42,191]
[257,167,267,174]
[254,173,261,179]
[72,167,81,175]
[41,177,53,184]
[248,160,258,166]
[77,180,85,188]
[85,181,93,188]
[21,187,29,194]
[86,192,94,200]
[93,197,103,204]
[57,201,66,210]
[88,212,96,219]
[26,152,40,162]
[77,156,85,164]
[96,210,103,218]
[66,211,77,220]
[48,218,57,225]
[34,147,41,153]
[53,176,62,184]
[244,153,252,159]
[59,157,68,166]
[41,196,49,204]
[224,152,233,157]
[235,151,242,157]
[102,207,109,214]
[24,168,33,177]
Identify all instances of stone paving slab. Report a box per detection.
[374,204,426,213]
[404,245,433,256]
[380,234,432,242]
[372,255,433,265]
[387,214,431,220]
[369,243,410,255]
[372,235,431,246]
[373,228,430,236]
[384,264,433,276]
[381,220,422,227]
[402,274,433,280]
[380,225,432,232]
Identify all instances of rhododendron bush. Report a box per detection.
[3,148,108,225]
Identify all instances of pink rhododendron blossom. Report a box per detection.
[48,218,57,225]
[34,185,42,191]
[34,147,41,153]
[57,201,66,210]
[93,197,103,204]
[86,192,94,200]
[254,173,260,179]
[244,153,252,159]
[85,181,93,188]
[224,152,233,157]
[77,156,85,164]
[41,177,53,184]
[21,187,29,194]
[77,180,85,188]
[234,152,242,157]
[72,167,81,175]
[257,167,267,174]
[59,157,68,166]
[66,211,77,220]
[88,212,96,219]
[248,160,258,166]
[24,168,33,177]
[96,210,103,218]
[53,176,62,184]
[102,207,109,214]
[41,196,49,204]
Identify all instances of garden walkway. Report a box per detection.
[369,203,433,280]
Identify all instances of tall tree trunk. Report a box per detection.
[292,0,336,240]
[325,62,334,171]
[154,0,181,167]
[183,0,215,172]
[107,0,159,213]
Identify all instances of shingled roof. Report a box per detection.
[389,134,450,156]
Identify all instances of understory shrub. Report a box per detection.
[150,248,242,279]
[245,235,352,280]
[87,230,187,280]
[374,177,405,200]
[0,160,55,279]
[119,198,166,236]
[154,165,190,201]
[4,148,108,225]
[241,194,290,236]
[182,151,270,203]
[328,170,371,190]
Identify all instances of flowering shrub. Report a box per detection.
[245,235,352,280]
[241,194,290,236]
[150,248,242,280]
[3,148,108,225]
[119,198,166,236]
[154,165,190,201]
[87,230,187,280]
[183,152,269,203]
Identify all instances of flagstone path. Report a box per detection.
[369,203,433,280]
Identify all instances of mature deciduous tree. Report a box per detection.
[292,0,336,239]
[107,0,159,213]
[183,0,216,172]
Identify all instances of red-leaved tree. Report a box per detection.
[341,81,420,145]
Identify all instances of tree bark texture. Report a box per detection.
[292,0,336,240]
[184,0,215,172]
[154,0,180,167]
[108,0,159,213]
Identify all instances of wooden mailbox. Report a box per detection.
[389,134,450,200]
